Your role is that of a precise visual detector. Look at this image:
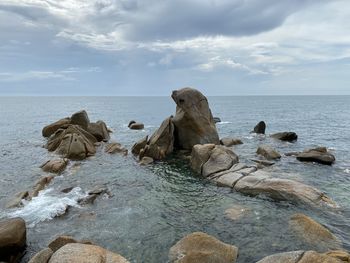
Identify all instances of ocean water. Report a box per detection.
[0,96,349,262]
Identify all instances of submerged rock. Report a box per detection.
[220,137,243,147]
[257,145,281,160]
[172,87,220,150]
[169,232,238,263]
[105,143,128,155]
[253,121,266,134]
[40,159,69,174]
[271,132,298,142]
[139,156,154,165]
[296,147,335,165]
[225,205,251,221]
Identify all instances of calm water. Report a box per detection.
[0,96,349,262]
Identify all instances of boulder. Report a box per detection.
[129,122,144,130]
[253,121,266,134]
[0,218,26,262]
[48,243,130,263]
[48,236,78,252]
[40,159,68,174]
[171,87,220,150]
[28,248,53,263]
[324,250,350,262]
[139,156,154,165]
[213,117,221,123]
[296,147,335,165]
[169,232,238,263]
[220,137,243,147]
[87,121,110,142]
[128,120,136,127]
[31,176,54,198]
[289,213,341,250]
[105,143,128,155]
[42,118,71,138]
[190,144,216,174]
[257,145,281,160]
[211,164,257,188]
[70,110,90,130]
[131,136,148,155]
[6,191,29,209]
[271,132,298,142]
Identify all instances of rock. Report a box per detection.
[40,159,68,174]
[31,176,54,198]
[256,250,304,263]
[129,122,144,130]
[296,147,335,165]
[6,191,29,209]
[213,117,221,123]
[42,118,71,138]
[251,159,275,166]
[299,251,344,263]
[289,213,341,250]
[169,232,238,263]
[257,145,281,160]
[285,152,300,157]
[128,120,136,127]
[70,110,90,130]
[225,205,250,221]
[131,136,148,155]
[87,121,110,142]
[48,236,78,253]
[253,121,266,134]
[271,132,298,142]
[61,187,74,193]
[220,137,243,147]
[190,144,239,177]
[324,250,350,262]
[28,248,53,263]
[234,170,336,207]
[171,87,220,150]
[211,164,257,188]
[0,218,26,262]
[139,117,174,160]
[48,243,130,263]
[88,186,109,195]
[78,194,98,205]
[105,143,128,155]
[139,156,154,165]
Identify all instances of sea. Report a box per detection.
[0,96,349,262]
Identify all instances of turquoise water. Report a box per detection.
[0,96,349,262]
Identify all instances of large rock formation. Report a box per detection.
[296,147,335,165]
[169,232,238,263]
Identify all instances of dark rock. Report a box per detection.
[78,194,98,205]
[61,187,74,193]
[271,132,298,142]
[296,147,335,165]
[257,145,281,160]
[70,110,90,130]
[129,123,144,130]
[220,137,243,147]
[213,117,221,123]
[87,121,110,142]
[128,120,136,127]
[42,118,71,138]
[253,121,266,134]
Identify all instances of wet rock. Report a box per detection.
[257,145,281,160]
[251,159,275,166]
[289,213,342,250]
[285,152,300,157]
[6,191,29,209]
[253,121,266,134]
[31,176,54,198]
[42,118,71,138]
[0,217,26,262]
[78,195,98,205]
[213,117,221,123]
[131,136,148,155]
[169,232,238,263]
[190,144,216,174]
[48,243,130,263]
[172,87,220,150]
[225,205,250,221]
[40,159,68,174]
[296,147,335,165]
[211,164,257,188]
[128,120,136,127]
[48,236,78,253]
[88,186,109,195]
[61,187,74,193]
[70,110,90,130]
[299,251,344,263]
[220,137,243,147]
[139,156,154,165]
[28,248,53,263]
[129,122,144,130]
[324,250,350,262]
[256,250,304,263]
[87,121,110,142]
[271,132,298,142]
[105,143,128,155]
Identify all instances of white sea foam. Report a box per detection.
[216,121,232,125]
[345,169,350,174]
[8,187,86,227]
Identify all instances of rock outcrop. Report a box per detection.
[169,232,238,263]
[296,147,335,165]
[257,145,281,160]
[253,121,266,134]
[271,132,298,142]
[87,120,110,142]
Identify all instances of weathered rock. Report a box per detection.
[40,159,68,174]
[31,176,54,198]
[70,110,90,130]
[253,121,266,134]
[324,250,350,262]
[289,213,342,250]
[129,122,144,130]
[48,236,78,252]
[256,250,305,263]
[285,152,300,157]
[88,186,109,195]
[234,170,336,206]
[172,87,220,150]
[271,132,298,142]
[42,118,71,138]
[296,147,335,165]
[78,194,98,205]
[169,232,238,263]
[251,159,275,166]
[105,143,128,155]
[257,145,281,160]
[140,117,174,160]
[131,136,148,155]
[6,191,29,209]
[28,248,53,263]
[225,205,250,221]
[0,218,26,262]
[299,251,344,263]
[213,117,221,123]
[87,121,110,142]
[48,243,130,263]
[139,156,154,165]
[211,164,257,188]
[220,137,243,147]
[190,144,216,174]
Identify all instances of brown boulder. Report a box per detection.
[105,143,128,155]
[87,121,110,142]
[42,118,71,138]
[31,176,54,198]
[40,159,68,174]
[48,235,78,252]
[129,122,144,130]
[257,145,281,160]
[169,232,238,263]
[131,136,148,155]
[28,248,53,263]
[171,88,220,150]
[296,147,335,165]
[70,110,90,130]
[220,137,243,147]
[271,132,298,142]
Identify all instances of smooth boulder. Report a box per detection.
[28,248,53,263]
[70,110,90,130]
[169,232,238,263]
[271,132,298,142]
[129,122,144,130]
[87,121,110,142]
[253,121,266,134]
[220,137,243,147]
[257,145,281,160]
[131,136,148,155]
[172,88,220,150]
[42,118,71,138]
[40,159,68,174]
[296,147,335,165]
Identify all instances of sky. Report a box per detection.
[0,0,349,96]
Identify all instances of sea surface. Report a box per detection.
[0,96,349,262]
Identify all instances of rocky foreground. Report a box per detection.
[1,87,346,263]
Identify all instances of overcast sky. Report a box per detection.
[0,0,349,95]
